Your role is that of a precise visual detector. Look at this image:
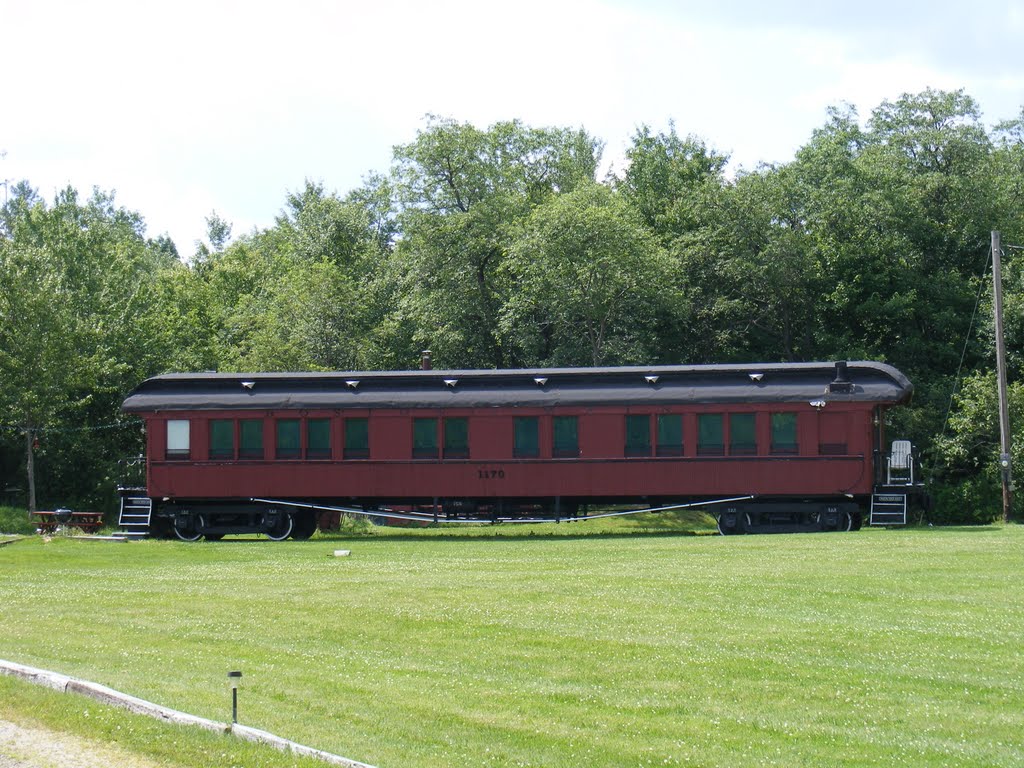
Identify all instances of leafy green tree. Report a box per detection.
[990,111,1024,383]
[192,211,234,266]
[931,371,1024,523]
[502,184,676,366]
[343,172,399,253]
[390,117,602,368]
[819,93,995,445]
[0,186,166,511]
[166,180,395,374]
[618,123,728,243]
[150,261,223,372]
[147,233,181,265]
[205,211,233,252]
[233,259,364,371]
[992,109,1024,240]
[701,165,826,362]
[276,180,378,269]
[0,238,82,511]
[0,181,42,237]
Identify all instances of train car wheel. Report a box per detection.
[266,512,294,541]
[173,523,202,542]
[290,512,317,541]
[817,508,854,532]
[717,509,748,535]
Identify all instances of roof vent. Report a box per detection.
[346,380,360,390]
[241,380,255,390]
[444,379,458,389]
[534,377,548,386]
[829,361,853,393]
[748,372,763,382]
[645,375,659,385]
[421,350,432,370]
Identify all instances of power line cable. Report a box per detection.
[0,420,139,436]
[940,244,994,441]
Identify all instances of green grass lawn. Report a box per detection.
[1,523,1022,767]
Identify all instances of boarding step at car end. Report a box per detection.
[869,492,907,526]
[116,488,152,539]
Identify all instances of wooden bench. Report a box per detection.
[32,510,105,534]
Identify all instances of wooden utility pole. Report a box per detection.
[992,231,1013,523]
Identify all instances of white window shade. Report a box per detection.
[167,419,190,456]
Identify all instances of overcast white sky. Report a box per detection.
[2,0,1022,255]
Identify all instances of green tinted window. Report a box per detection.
[307,418,331,459]
[656,414,683,456]
[553,416,578,458]
[276,419,301,459]
[444,417,469,458]
[771,413,798,454]
[697,413,724,455]
[514,417,539,458]
[729,413,757,455]
[210,419,234,459]
[240,419,263,459]
[625,415,650,456]
[344,418,369,458]
[413,417,438,458]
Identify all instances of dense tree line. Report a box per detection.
[2,89,1022,522]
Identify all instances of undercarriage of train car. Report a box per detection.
[119,490,905,541]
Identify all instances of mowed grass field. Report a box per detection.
[1,521,1022,767]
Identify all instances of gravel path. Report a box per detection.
[0,718,159,768]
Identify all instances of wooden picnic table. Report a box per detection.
[32,510,104,534]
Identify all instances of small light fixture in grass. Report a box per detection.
[227,670,242,723]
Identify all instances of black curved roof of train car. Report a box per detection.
[121,361,913,412]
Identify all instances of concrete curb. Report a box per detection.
[0,659,376,768]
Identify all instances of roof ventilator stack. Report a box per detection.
[828,361,854,394]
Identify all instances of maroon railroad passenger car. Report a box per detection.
[118,361,917,540]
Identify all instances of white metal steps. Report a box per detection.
[870,493,907,526]
[118,492,152,539]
